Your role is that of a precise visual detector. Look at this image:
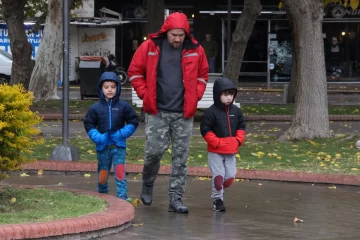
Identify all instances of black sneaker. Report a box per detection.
[213,199,226,212]
[140,183,154,205]
[168,195,189,214]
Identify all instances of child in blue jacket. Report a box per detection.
[84,71,139,200]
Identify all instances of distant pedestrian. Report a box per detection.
[200,77,246,211]
[201,33,218,73]
[84,72,139,200]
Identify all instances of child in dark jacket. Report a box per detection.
[84,71,139,200]
[200,77,246,211]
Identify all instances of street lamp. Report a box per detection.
[50,0,79,161]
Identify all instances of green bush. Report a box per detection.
[0,84,43,180]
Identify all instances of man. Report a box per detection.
[128,12,208,214]
[201,34,218,73]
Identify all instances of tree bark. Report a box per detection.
[146,0,164,34]
[28,0,63,99]
[223,0,262,86]
[279,0,331,141]
[284,6,297,103]
[2,0,33,89]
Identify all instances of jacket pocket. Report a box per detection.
[218,137,239,153]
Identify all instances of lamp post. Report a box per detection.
[50,0,79,161]
[227,0,231,57]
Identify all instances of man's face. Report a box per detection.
[205,34,211,42]
[332,37,338,46]
[167,29,185,48]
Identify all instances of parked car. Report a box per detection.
[0,49,12,84]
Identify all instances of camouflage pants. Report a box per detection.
[143,111,193,198]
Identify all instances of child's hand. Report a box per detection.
[110,130,124,142]
[97,133,108,150]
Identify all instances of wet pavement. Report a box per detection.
[37,120,360,139]
[4,174,360,240]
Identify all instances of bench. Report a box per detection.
[131,82,241,121]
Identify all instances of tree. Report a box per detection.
[223,0,262,86]
[1,0,33,88]
[28,0,64,99]
[28,0,81,99]
[146,0,164,34]
[279,0,331,141]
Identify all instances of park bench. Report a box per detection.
[131,82,241,122]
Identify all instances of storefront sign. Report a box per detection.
[325,0,360,18]
[0,24,43,59]
[78,28,115,58]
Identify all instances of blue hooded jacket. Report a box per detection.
[84,72,139,151]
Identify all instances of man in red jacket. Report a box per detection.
[128,12,208,213]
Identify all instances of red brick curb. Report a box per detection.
[0,185,134,240]
[22,161,360,187]
[40,113,360,121]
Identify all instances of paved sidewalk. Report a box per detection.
[4,174,360,240]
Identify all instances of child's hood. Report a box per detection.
[213,77,237,107]
[98,71,121,101]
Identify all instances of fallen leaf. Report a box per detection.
[84,173,91,178]
[129,198,142,206]
[9,197,16,203]
[58,182,63,186]
[198,154,203,159]
[20,173,29,177]
[37,169,44,175]
[258,183,263,186]
[294,217,304,223]
[131,223,144,227]
[87,150,95,155]
[236,154,240,158]
[328,186,337,189]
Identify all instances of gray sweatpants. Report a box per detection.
[143,111,193,199]
[208,152,237,200]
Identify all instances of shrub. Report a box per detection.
[0,84,43,180]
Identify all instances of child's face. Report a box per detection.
[102,81,117,100]
[220,92,234,105]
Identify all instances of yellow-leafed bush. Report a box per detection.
[0,84,43,180]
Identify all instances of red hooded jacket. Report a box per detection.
[128,12,209,118]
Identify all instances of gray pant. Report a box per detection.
[143,111,193,199]
[208,152,237,200]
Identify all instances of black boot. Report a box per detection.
[168,195,188,214]
[213,199,226,212]
[140,183,154,205]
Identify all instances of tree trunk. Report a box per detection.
[2,0,33,89]
[223,0,262,86]
[146,0,164,34]
[28,0,63,99]
[279,0,331,141]
[284,6,297,103]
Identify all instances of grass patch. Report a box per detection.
[240,104,360,115]
[30,134,360,176]
[0,186,106,224]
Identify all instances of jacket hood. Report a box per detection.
[213,77,237,108]
[148,12,192,40]
[98,71,121,101]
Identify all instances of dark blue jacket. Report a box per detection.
[84,72,139,151]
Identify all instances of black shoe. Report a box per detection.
[213,199,226,212]
[140,183,154,205]
[168,195,189,214]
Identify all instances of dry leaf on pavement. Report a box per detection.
[294,217,304,223]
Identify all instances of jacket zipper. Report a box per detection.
[226,105,232,137]
[108,99,112,130]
